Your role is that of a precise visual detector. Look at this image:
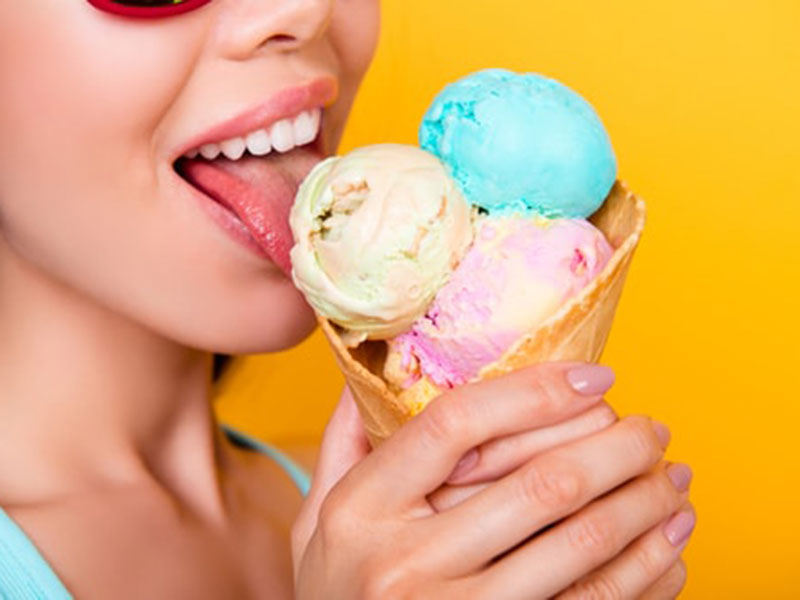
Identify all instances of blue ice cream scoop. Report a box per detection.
[419,69,617,219]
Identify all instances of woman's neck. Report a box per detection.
[0,243,231,521]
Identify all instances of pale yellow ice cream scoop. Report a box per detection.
[289,144,474,346]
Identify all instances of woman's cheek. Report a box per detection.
[1,5,205,152]
[323,0,380,148]
[333,0,381,80]
[0,5,207,231]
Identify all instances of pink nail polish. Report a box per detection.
[652,420,672,448]
[448,448,479,481]
[664,511,696,546]
[566,365,615,396]
[666,463,693,492]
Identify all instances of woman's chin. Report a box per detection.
[255,300,319,353]
[213,301,318,355]
[155,285,319,356]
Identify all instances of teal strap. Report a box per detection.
[221,425,312,497]
[0,508,72,599]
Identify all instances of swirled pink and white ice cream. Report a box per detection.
[384,217,612,389]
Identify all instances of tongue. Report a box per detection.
[178,149,321,274]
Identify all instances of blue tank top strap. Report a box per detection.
[0,425,310,598]
[0,507,72,599]
[221,425,312,497]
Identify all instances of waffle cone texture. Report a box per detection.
[319,181,646,447]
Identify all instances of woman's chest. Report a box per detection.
[65,510,294,599]
[9,475,299,598]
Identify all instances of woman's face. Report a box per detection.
[0,0,380,353]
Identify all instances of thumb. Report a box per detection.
[292,387,370,565]
[308,386,371,503]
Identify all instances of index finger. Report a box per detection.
[292,388,370,569]
[349,362,615,511]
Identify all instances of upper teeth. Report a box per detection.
[185,108,321,161]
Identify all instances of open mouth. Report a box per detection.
[173,108,326,273]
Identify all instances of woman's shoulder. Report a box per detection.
[223,433,319,526]
[223,426,317,491]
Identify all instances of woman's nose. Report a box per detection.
[215,0,334,59]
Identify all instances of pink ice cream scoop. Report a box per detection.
[386,217,613,389]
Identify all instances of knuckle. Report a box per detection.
[360,571,392,599]
[566,513,620,560]
[519,459,584,509]
[316,492,356,545]
[593,403,618,427]
[664,560,689,595]
[360,559,412,600]
[570,573,625,600]
[289,520,305,552]
[634,471,683,524]
[685,501,697,522]
[633,537,673,581]
[654,472,684,513]
[524,371,568,418]
[418,397,471,446]
[622,416,662,465]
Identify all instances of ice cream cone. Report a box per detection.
[319,181,646,447]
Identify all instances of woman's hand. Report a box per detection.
[429,392,619,512]
[292,363,694,599]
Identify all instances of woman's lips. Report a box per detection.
[177,148,322,274]
[169,77,336,274]
[175,78,337,160]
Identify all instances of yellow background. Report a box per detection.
[216,2,800,597]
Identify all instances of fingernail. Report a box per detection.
[566,365,615,396]
[664,511,696,546]
[652,420,672,448]
[448,448,479,481]
[666,463,693,492]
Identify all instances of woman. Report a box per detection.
[0,1,694,597]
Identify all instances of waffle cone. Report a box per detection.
[319,181,646,447]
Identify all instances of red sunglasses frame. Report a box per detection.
[87,0,212,19]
